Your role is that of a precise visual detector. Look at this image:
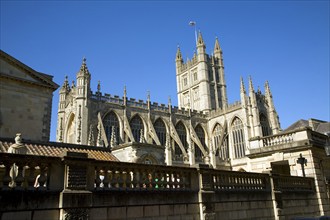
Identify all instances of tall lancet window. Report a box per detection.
[213,124,229,160]
[130,115,144,142]
[154,118,166,146]
[175,121,188,157]
[260,113,271,137]
[231,117,246,158]
[195,124,206,160]
[66,113,75,144]
[103,111,120,144]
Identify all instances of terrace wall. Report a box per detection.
[0,152,321,220]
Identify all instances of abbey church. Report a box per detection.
[1,31,329,218]
[56,32,282,171]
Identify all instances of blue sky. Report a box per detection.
[1,1,329,141]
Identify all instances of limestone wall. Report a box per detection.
[0,152,325,220]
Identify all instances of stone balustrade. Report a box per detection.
[249,128,313,150]
[0,152,321,220]
[0,152,315,194]
[0,153,61,191]
[273,174,315,192]
[263,133,294,147]
[93,161,194,191]
[199,168,270,192]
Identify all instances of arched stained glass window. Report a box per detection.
[154,118,166,146]
[212,124,229,160]
[175,121,188,156]
[103,111,120,144]
[195,124,206,159]
[260,113,271,137]
[231,118,246,158]
[130,115,144,142]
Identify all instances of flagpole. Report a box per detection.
[189,21,197,46]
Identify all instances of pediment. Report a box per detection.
[0,50,59,90]
[0,59,40,83]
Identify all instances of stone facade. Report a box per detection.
[0,50,59,142]
[56,33,281,170]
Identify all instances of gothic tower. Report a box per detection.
[56,58,91,144]
[175,32,228,113]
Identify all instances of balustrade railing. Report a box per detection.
[262,133,294,147]
[200,169,270,192]
[0,152,315,195]
[0,153,59,191]
[273,175,315,192]
[93,161,193,191]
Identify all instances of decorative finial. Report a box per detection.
[97,80,101,93]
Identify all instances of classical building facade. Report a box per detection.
[56,32,282,170]
[0,50,59,142]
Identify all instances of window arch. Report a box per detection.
[154,118,166,146]
[212,123,229,160]
[66,113,75,144]
[103,111,120,144]
[260,113,271,137]
[130,115,144,142]
[231,117,246,158]
[195,124,206,159]
[175,121,188,156]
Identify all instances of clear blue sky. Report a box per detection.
[1,1,329,141]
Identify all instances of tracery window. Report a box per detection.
[175,121,188,156]
[195,124,206,159]
[231,118,246,158]
[212,124,229,160]
[154,118,166,146]
[260,113,271,137]
[130,115,144,142]
[103,111,120,144]
[66,114,75,143]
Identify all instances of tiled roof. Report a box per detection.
[284,119,330,135]
[0,138,118,162]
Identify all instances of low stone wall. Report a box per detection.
[66,191,200,220]
[212,192,274,220]
[0,152,324,220]
[0,191,61,220]
[278,192,320,220]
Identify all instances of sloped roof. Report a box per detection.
[0,138,118,162]
[0,50,59,90]
[284,119,330,135]
[316,122,330,134]
[284,119,309,132]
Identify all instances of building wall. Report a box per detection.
[0,55,58,142]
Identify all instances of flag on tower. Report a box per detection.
[189,21,196,26]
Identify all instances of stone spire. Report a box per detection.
[97,80,101,93]
[110,126,117,148]
[265,81,280,134]
[214,37,224,67]
[78,57,90,77]
[88,125,95,146]
[249,76,261,137]
[240,77,247,108]
[60,75,70,93]
[197,31,205,47]
[123,85,127,106]
[176,45,183,62]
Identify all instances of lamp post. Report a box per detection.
[297,153,307,177]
